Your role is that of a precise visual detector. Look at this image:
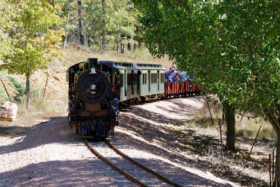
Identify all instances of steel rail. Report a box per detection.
[84,139,147,187]
[105,140,183,187]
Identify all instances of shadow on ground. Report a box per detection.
[0,126,31,136]
[116,101,269,186]
[0,117,72,154]
[90,139,231,187]
[0,159,131,186]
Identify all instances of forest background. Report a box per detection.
[0,0,279,185]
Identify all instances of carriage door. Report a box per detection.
[157,70,160,91]
[131,71,134,95]
[124,70,127,96]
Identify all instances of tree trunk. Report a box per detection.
[138,40,142,48]
[263,105,280,186]
[222,106,225,123]
[131,22,135,51]
[121,43,125,54]
[224,102,235,150]
[63,10,70,50]
[102,0,107,52]
[116,40,119,53]
[78,0,84,46]
[87,37,91,47]
[26,73,30,109]
[275,135,280,186]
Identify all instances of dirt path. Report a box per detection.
[114,97,270,186]
[0,117,137,186]
[0,97,238,186]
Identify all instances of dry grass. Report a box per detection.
[60,46,173,69]
[235,115,276,139]
[191,97,276,139]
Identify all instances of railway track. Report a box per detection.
[84,139,183,187]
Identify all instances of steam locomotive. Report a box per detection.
[66,58,201,139]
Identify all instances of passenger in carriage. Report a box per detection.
[188,72,195,82]
[179,71,188,81]
[164,68,174,82]
[180,71,195,82]
[165,65,180,82]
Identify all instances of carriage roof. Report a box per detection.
[67,59,165,73]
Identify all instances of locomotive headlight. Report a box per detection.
[90,68,96,74]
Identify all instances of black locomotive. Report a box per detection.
[67,58,119,138]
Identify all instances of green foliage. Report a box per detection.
[0,0,14,58]
[85,0,138,47]
[57,0,140,50]
[7,76,26,103]
[0,0,64,108]
[0,0,65,76]
[133,0,280,115]
[0,91,9,104]
[6,76,40,103]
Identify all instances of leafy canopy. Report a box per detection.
[1,0,65,75]
[133,0,280,116]
[0,0,15,59]
[84,0,138,46]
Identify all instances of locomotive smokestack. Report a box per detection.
[88,58,100,70]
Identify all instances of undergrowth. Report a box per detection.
[192,98,276,139]
[61,45,173,69]
[5,76,41,104]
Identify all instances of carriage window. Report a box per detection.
[134,74,138,84]
[161,73,165,83]
[119,74,123,87]
[142,73,147,84]
[151,73,157,83]
[127,73,133,85]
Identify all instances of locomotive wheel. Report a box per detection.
[77,70,110,104]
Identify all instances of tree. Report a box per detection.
[0,0,64,108]
[54,0,140,51]
[0,0,14,59]
[78,0,84,45]
[133,0,238,150]
[102,0,107,52]
[84,0,138,51]
[133,0,280,184]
